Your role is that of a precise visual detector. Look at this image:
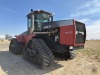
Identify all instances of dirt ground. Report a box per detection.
[0,40,100,75]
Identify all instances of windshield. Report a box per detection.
[34,13,51,31]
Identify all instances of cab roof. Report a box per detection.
[27,10,52,17]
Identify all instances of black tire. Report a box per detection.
[22,38,55,69]
[9,38,23,55]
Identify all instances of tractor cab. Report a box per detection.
[27,9,54,34]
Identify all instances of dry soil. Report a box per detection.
[0,40,100,75]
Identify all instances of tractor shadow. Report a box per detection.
[0,50,66,75]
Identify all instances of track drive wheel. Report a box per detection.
[22,38,55,69]
[9,38,23,55]
[57,50,76,60]
[69,50,76,59]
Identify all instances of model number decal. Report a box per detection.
[43,25,51,29]
[65,31,73,34]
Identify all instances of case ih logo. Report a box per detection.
[65,31,73,34]
[43,25,51,29]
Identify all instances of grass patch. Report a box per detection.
[77,48,100,60]
[76,40,100,60]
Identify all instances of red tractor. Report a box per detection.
[9,9,86,68]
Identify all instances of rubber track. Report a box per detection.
[31,38,55,68]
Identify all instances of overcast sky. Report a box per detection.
[0,0,100,40]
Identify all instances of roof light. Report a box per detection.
[37,9,40,11]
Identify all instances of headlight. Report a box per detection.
[70,46,73,49]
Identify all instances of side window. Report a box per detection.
[28,18,31,28]
[27,18,32,34]
[27,15,35,34]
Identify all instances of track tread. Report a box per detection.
[31,38,55,68]
[23,38,55,69]
[9,38,23,55]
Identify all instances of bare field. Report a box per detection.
[0,40,100,75]
[78,40,100,59]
